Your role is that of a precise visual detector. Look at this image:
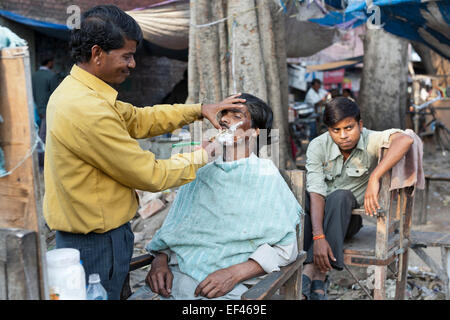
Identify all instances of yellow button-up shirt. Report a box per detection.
[43,65,208,234]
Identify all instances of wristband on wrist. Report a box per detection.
[313,234,325,241]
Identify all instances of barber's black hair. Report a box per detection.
[323,96,361,127]
[312,78,322,86]
[70,5,143,63]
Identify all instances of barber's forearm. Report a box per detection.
[370,134,414,181]
[227,260,266,284]
[310,192,326,236]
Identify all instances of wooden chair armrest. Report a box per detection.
[129,253,154,272]
[352,208,387,217]
[352,208,366,215]
[241,251,307,300]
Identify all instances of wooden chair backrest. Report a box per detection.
[350,147,415,261]
[279,169,306,252]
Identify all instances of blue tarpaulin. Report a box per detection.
[310,0,450,59]
[0,9,70,41]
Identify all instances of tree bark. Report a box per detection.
[187,0,291,169]
[358,27,409,130]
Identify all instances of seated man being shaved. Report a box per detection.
[129,93,303,300]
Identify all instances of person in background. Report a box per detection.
[305,79,329,114]
[342,88,355,102]
[330,88,340,99]
[31,52,59,171]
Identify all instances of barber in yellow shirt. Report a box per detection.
[43,5,244,300]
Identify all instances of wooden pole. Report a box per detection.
[0,47,48,299]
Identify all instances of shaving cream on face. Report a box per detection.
[216,132,234,145]
[215,121,243,145]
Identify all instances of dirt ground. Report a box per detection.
[43,139,450,300]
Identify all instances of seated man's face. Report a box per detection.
[218,105,259,145]
[328,116,363,152]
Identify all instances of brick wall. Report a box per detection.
[0,0,165,24]
[117,50,188,106]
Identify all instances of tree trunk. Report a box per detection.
[358,27,409,130]
[187,0,292,169]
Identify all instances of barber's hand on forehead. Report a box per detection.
[201,93,246,129]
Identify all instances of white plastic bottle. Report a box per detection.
[86,273,108,300]
[46,248,86,300]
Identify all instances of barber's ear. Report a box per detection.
[91,45,103,65]
[253,128,260,137]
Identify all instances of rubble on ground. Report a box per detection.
[131,188,176,250]
[327,266,447,300]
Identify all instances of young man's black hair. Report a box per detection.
[323,96,361,127]
[70,4,143,63]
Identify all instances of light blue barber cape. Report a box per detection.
[147,154,302,282]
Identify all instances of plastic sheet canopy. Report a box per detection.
[310,0,450,60]
[126,1,190,50]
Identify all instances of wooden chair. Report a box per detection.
[121,170,307,300]
[342,148,416,300]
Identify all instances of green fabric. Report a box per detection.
[305,127,402,205]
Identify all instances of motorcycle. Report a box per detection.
[288,102,321,158]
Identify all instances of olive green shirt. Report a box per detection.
[306,127,402,206]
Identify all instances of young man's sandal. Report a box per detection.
[310,279,328,300]
[301,274,312,300]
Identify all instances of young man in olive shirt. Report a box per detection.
[302,97,414,300]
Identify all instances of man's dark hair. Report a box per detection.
[312,79,321,86]
[323,96,360,127]
[236,93,273,153]
[238,93,273,133]
[40,52,55,66]
[70,5,143,63]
